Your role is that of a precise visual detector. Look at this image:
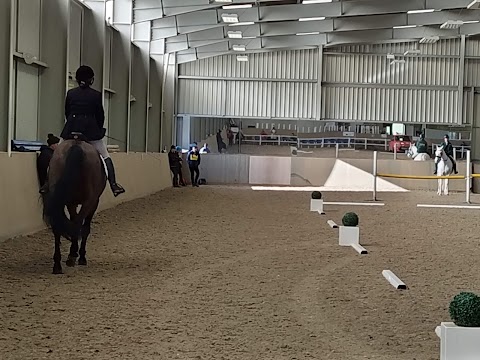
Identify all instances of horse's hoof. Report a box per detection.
[66,257,76,267]
[52,266,63,275]
[78,258,87,266]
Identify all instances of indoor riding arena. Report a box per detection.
[1,1,480,360]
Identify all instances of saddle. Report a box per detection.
[64,132,108,176]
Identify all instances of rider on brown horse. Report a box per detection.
[40,65,125,197]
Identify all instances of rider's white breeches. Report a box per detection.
[89,140,110,159]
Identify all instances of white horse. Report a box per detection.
[434,146,454,196]
[406,144,430,161]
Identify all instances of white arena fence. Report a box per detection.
[241,134,389,151]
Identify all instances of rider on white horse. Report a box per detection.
[416,133,428,155]
[433,134,458,175]
[407,133,430,161]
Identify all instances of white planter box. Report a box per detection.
[310,199,324,214]
[436,322,480,360]
[339,226,359,246]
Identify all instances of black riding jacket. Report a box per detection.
[60,86,106,141]
[443,142,454,157]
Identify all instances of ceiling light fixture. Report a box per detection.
[419,35,439,44]
[212,0,233,3]
[390,59,406,65]
[237,55,249,62]
[393,25,419,29]
[233,44,246,51]
[407,9,435,14]
[404,49,421,55]
[221,13,239,23]
[303,0,332,4]
[227,30,243,39]
[299,17,326,21]
[229,22,255,26]
[440,20,464,29]
[296,31,320,36]
[222,4,252,9]
[467,0,480,9]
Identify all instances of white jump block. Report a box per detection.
[339,226,359,246]
[436,322,480,360]
[310,199,324,214]
[382,270,407,290]
[327,220,338,229]
[351,243,368,255]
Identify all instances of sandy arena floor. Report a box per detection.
[1,187,480,360]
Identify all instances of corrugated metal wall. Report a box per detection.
[323,40,465,124]
[178,39,480,125]
[322,87,458,124]
[180,50,318,79]
[178,49,319,119]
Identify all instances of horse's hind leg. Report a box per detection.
[66,205,81,267]
[53,231,63,274]
[79,212,95,266]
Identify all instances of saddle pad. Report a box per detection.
[100,155,108,178]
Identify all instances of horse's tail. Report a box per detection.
[44,144,85,237]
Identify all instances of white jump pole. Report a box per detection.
[335,143,339,159]
[466,150,471,204]
[373,151,378,201]
[393,144,397,160]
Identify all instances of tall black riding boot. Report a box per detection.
[104,157,125,197]
[433,163,438,175]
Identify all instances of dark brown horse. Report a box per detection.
[42,135,107,274]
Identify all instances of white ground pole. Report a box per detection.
[324,202,385,206]
[327,220,338,228]
[393,144,397,160]
[466,150,471,204]
[382,270,407,290]
[417,204,480,209]
[335,143,339,159]
[373,151,378,201]
[351,243,368,254]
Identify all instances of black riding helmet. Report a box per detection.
[76,65,95,87]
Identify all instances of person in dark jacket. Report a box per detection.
[37,133,60,188]
[176,146,187,186]
[41,65,125,197]
[415,133,428,154]
[168,145,181,187]
[187,145,201,187]
[216,130,224,153]
[434,134,458,175]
